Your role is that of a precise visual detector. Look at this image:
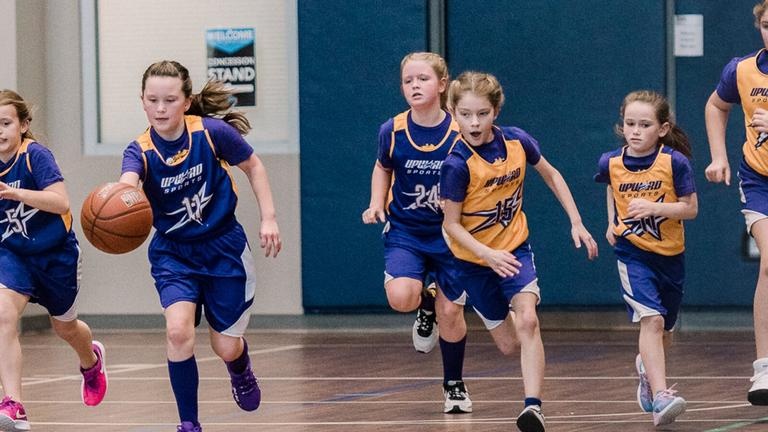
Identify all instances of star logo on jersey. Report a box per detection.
[620,195,668,241]
[0,202,39,242]
[465,186,522,234]
[164,182,213,234]
[756,132,768,150]
[403,184,440,213]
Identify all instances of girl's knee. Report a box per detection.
[166,324,194,348]
[514,309,540,335]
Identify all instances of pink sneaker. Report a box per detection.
[81,341,108,406]
[0,396,29,431]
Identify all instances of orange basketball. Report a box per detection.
[80,182,153,254]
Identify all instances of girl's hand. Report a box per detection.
[571,223,598,260]
[362,207,386,224]
[751,108,768,133]
[481,249,522,278]
[605,225,616,247]
[0,182,24,202]
[704,159,731,186]
[259,219,281,258]
[626,199,658,219]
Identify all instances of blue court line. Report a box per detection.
[703,416,768,432]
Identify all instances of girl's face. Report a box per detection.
[622,101,669,157]
[141,76,191,141]
[453,92,497,147]
[761,10,768,49]
[0,104,29,163]
[401,60,445,111]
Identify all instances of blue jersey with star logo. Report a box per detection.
[127,116,242,241]
[0,139,74,254]
[595,145,695,256]
[377,110,460,236]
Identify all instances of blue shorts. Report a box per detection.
[382,224,465,303]
[450,242,539,329]
[149,222,256,336]
[0,235,81,319]
[614,239,684,331]
[738,159,768,233]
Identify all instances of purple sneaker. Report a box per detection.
[230,364,261,411]
[177,421,202,432]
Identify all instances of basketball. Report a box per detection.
[80,182,153,254]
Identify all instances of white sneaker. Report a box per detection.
[516,404,546,432]
[749,358,768,405]
[442,380,472,413]
[412,284,438,353]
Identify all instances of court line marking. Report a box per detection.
[19,344,303,388]
[703,415,768,431]
[37,375,750,380]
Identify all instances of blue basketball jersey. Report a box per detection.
[0,139,73,254]
[380,110,460,236]
[133,115,239,240]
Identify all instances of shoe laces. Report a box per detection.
[0,396,11,408]
[233,373,258,394]
[656,383,680,400]
[445,381,467,400]
[416,310,435,332]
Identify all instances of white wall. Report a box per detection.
[14,0,302,316]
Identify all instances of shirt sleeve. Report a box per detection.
[121,142,145,180]
[715,57,741,104]
[502,127,541,165]
[671,152,696,197]
[376,119,395,170]
[27,144,64,190]
[593,152,611,184]
[439,153,470,202]
[204,117,254,166]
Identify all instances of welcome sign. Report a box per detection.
[206,28,256,107]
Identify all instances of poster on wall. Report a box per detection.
[206,28,256,107]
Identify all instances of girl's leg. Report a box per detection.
[435,289,470,413]
[210,330,261,412]
[0,289,28,401]
[511,292,544,399]
[748,219,768,404]
[488,312,518,356]
[50,318,97,368]
[638,315,667,394]
[165,302,199,426]
[50,317,107,406]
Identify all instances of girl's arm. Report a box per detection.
[119,172,141,188]
[626,193,698,221]
[704,91,734,185]
[362,161,391,224]
[442,199,522,277]
[0,181,70,214]
[532,156,598,259]
[238,153,281,258]
[605,185,617,246]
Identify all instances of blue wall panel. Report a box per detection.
[675,0,764,305]
[299,1,428,311]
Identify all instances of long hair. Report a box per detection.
[615,90,692,158]
[141,60,251,135]
[0,89,35,141]
[755,0,768,28]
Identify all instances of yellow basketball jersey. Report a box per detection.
[736,49,768,176]
[446,130,529,265]
[608,145,685,256]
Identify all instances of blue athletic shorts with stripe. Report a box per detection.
[149,221,256,336]
[450,242,539,329]
[614,238,684,331]
[738,158,768,234]
[382,224,465,304]
[0,234,81,320]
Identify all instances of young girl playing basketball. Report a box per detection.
[118,61,281,432]
[595,90,697,426]
[0,89,107,431]
[440,71,597,432]
[362,52,472,413]
[704,0,768,406]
